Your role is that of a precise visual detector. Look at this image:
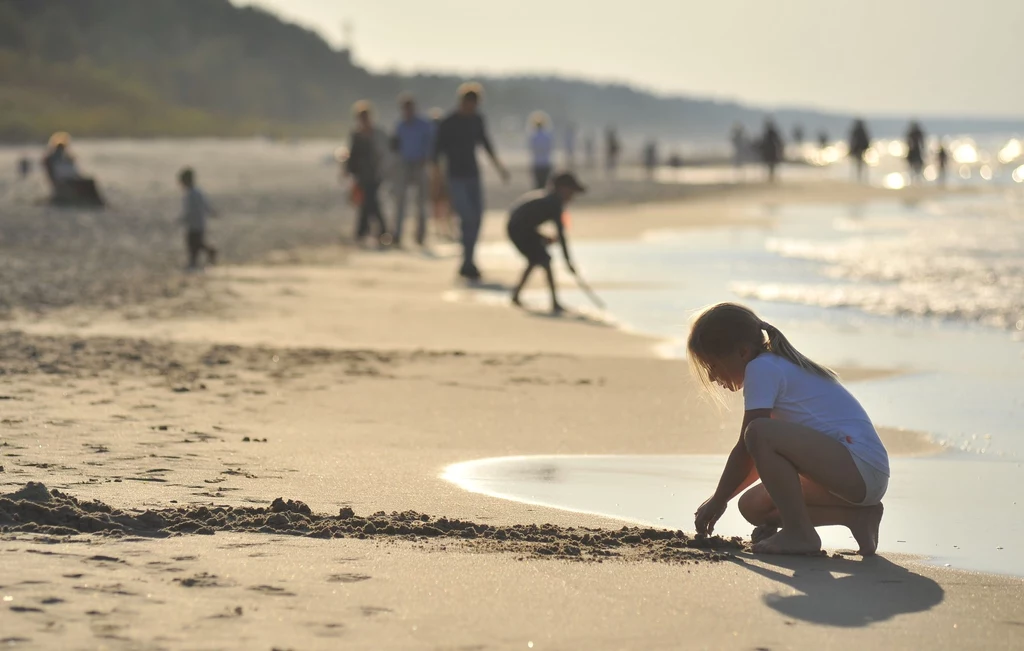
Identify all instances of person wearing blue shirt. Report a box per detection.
[392,94,435,247]
[528,112,554,189]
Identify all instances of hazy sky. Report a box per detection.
[238,0,1024,118]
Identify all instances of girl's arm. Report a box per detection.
[694,408,771,536]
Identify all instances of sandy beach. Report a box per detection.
[1,141,1022,650]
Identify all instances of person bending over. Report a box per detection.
[507,172,586,314]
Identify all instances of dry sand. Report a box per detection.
[0,141,1020,650]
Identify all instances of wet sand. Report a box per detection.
[0,140,1020,650]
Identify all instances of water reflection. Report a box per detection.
[444,454,1024,576]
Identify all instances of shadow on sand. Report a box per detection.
[732,552,944,627]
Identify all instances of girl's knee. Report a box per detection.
[743,418,773,454]
[738,486,773,525]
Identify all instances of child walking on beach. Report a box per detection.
[178,168,217,270]
[507,172,586,314]
[688,303,889,555]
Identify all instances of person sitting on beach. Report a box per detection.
[178,167,218,271]
[688,303,889,556]
[507,171,586,314]
[42,132,104,207]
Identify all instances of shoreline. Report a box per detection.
[2,147,1021,649]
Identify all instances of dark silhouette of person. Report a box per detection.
[584,133,595,169]
[345,101,391,247]
[906,121,926,182]
[432,82,510,282]
[818,131,829,149]
[936,141,949,186]
[848,119,871,183]
[605,127,620,177]
[177,167,218,270]
[792,125,805,145]
[731,123,748,177]
[508,172,586,314]
[643,140,658,179]
[562,122,577,170]
[760,118,784,182]
[41,132,104,207]
[18,156,31,179]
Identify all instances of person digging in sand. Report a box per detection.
[507,171,585,314]
[688,303,889,555]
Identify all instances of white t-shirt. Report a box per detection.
[743,353,889,475]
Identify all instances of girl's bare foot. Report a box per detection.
[849,503,884,556]
[511,294,523,308]
[752,527,822,555]
[750,524,779,544]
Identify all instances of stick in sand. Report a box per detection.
[571,270,606,310]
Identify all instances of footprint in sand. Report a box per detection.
[175,573,228,588]
[9,605,44,613]
[326,573,371,584]
[248,585,296,597]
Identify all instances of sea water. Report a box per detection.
[461,184,1024,575]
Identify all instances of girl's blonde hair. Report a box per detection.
[687,302,837,394]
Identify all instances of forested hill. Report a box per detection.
[1,0,1021,143]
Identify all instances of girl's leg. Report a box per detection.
[738,477,883,555]
[541,261,562,313]
[511,263,535,306]
[742,418,870,555]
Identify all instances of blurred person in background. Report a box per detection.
[432,82,509,282]
[345,101,391,247]
[528,111,554,190]
[391,93,434,247]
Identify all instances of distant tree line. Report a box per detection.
[0,0,1019,142]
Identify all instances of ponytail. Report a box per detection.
[759,320,838,381]
[688,303,838,396]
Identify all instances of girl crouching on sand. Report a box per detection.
[688,303,889,555]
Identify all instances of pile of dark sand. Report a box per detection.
[0,483,743,564]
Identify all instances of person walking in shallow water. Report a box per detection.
[936,141,949,185]
[689,303,889,556]
[731,123,748,180]
[605,127,620,178]
[848,119,871,183]
[432,82,509,282]
[906,121,926,183]
[760,119,784,182]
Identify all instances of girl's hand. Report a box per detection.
[694,496,727,537]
